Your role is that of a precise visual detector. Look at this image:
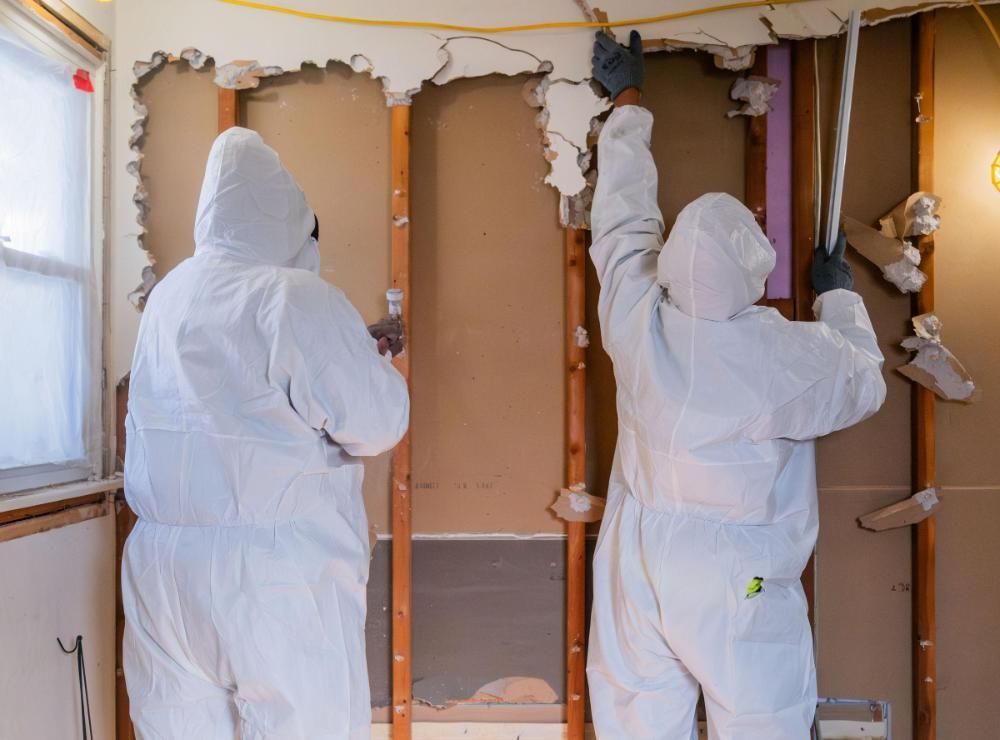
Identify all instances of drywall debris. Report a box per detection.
[843,215,927,293]
[574,325,590,348]
[642,39,759,71]
[128,266,157,310]
[898,313,977,402]
[179,47,211,70]
[133,51,168,79]
[879,191,942,239]
[551,484,605,523]
[859,488,939,531]
[544,80,611,151]
[215,59,284,90]
[727,75,779,118]
[392,215,410,228]
[455,676,559,705]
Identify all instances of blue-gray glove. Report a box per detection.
[592,30,645,100]
[811,230,854,294]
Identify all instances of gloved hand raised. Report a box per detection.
[592,30,645,101]
[811,230,854,294]
[368,316,405,357]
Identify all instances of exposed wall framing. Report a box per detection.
[911,12,937,740]
[390,103,414,739]
[564,227,588,739]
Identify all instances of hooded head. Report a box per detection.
[193,127,319,273]
[656,193,775,321]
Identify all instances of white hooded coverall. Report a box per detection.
[122,127,409,740]
[586,106,886,739]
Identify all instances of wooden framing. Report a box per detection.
[17,0,106,59]
[0,498,109,543]
[390,103,414,740]
[219,88,239,132]
[912,12,937,740]
[564,226,587,740]
[791,38,819,625]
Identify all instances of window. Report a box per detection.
[0,4,105,494]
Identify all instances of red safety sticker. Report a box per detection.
[73,68,94,93]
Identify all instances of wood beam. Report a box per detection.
[912,13,937,740]
[0,499,110,544]
[115,375,137,740]
[218,88,239,132]
[564,226,587,739]
[792,38,819,626]
[390,103,414,740]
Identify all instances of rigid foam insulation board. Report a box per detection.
[410,75,565,535]
[933,9,1000,736]
[586,50,748,499]
[136,60,219,279]
[813,20,915,737]
[935,490,1000,737]
[241,63,394,533]
[813,19,913,491]
[366,539,566,708]
[0,514,116,739]
[934,6,1000,487]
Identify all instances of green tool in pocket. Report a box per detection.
[745,576,765,599]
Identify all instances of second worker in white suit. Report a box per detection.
[586,32,887,739]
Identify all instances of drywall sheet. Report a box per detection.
[136,60,219,279]
[936,489,1000,738]
[813,20,913,489]
[0,514,116,739]
[366,539,566,708]
[410,75,565,534]
[816,489,913,740]
[241,63,394,532]
[934,5,1000,486]
[586,50,747,498]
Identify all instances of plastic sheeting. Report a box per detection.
[0,25,95,471]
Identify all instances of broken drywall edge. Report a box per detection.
[574,325,590,348]
[879,191,942,238]
[858,488,939,531]
[727,75,779,117]
[843,214,927,293]
[550,484,605,523]
[127,265,157,310]
[898,313,977,402]
[214,59,285,89]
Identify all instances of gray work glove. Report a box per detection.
[592,30,645,100]
[811,230,854,294]
[368,317,405,357]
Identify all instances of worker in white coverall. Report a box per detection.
[122,127,409,740]
[586,32,887,739]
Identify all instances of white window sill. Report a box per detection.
[0,477,122,516]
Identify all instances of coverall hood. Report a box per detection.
[657,192,775,321]
[193,126,319,272]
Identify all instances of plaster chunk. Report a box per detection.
[179,47,211,69]
[898,313,977,402]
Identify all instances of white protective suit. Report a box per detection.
[586,106,886,739]
[122,127,409,740]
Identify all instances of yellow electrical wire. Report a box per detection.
[218,0,1000,53]
[969,0,1000,49]
[217,0,811,34]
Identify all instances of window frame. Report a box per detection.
[0,0,108,496]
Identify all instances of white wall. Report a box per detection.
[0,513,118,739]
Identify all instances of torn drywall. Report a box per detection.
[550,484,605,523]
[879,191,942,238]
[111,0,999,382]
[727,75,779,117]
[859,488,940,531]
[843,214,927,293]
[898,313,977,402]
